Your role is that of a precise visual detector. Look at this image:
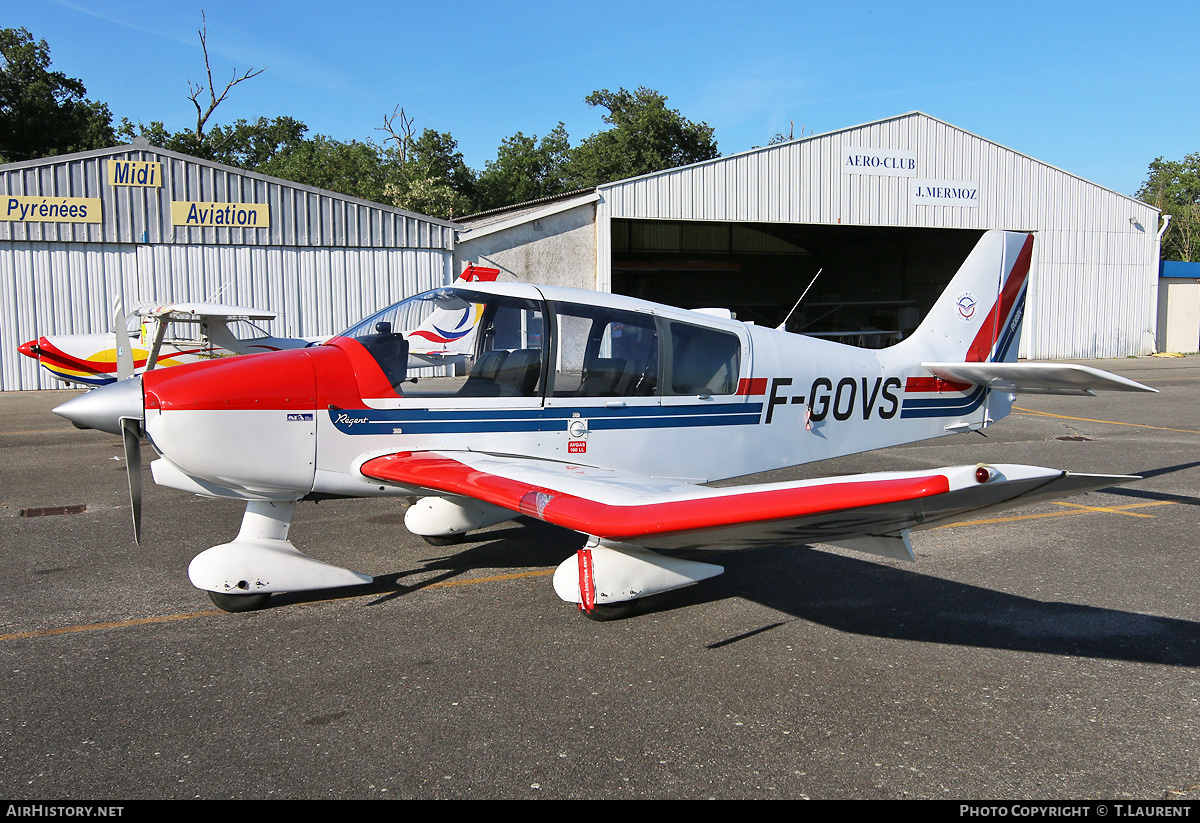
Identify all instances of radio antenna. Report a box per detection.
[776,268,822,331]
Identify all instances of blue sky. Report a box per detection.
[8,0,1198,198]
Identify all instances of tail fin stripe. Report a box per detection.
[991,282,1028,363]
[965,234,1034,362]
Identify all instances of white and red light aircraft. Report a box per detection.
[55,232,1154,618]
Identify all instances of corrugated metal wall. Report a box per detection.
[599,112,1161,359]
[1,143,458,390]
[0,241,450,390]
[0,144,457,249]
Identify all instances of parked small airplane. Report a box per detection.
[55,233,1154,618]
[19,301,316,387]
[22,265,503,388]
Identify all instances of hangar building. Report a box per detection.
[458,112,1164,361]
[0,137,456,390]
[1,112,1167,391]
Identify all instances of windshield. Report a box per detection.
[335,288,546,397]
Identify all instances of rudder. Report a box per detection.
[896,230,1034,365]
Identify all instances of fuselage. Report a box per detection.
[138,282,1009,503]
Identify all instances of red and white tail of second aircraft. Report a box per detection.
[55,232,1154,618]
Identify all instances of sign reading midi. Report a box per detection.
[171,201,270,228]
[107,160,162,187]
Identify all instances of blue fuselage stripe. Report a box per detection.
[330,403,765,435]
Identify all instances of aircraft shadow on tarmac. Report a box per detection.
[264,513,1200,668]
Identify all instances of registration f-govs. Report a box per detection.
[56,231,1155,618]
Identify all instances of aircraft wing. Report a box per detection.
[359,451,1135,561]
[137,302,277,321]
[921,362,1155,395]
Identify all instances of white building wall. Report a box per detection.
[598,112,1161,359]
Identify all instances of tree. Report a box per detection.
[186,12,263,141]
[376,108,477,218]
[476,123,572,211]
[1138,153,1200,262]
[259,134,388,202]
[0,27,115,161]
[118,114,308,167]
[206,115,308,169]
[565,87,718,188]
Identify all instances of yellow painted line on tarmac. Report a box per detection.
[935,500,1176,529]
[1013,406,1200,434]
[1050,501,1164,518]
[0,569,557,642]
[0,609,223,641]
[424,569,555,588]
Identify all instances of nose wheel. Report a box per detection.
[207,590,271,612]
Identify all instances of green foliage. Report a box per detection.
[565,87,718,188]
[1138,153,1200,262]
[0,27,115,162]
[476,124,572,211]
[380,128,477,219]
[259,134,390,202]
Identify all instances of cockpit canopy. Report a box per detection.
[333,287,742,400]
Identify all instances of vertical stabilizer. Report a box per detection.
[897,231,1034,365]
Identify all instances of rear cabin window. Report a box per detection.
[666,322,740,396]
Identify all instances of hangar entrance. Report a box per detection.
[610,221,986,347]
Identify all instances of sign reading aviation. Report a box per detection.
[171,201,270,228]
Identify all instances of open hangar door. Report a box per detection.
[611,220,986,347]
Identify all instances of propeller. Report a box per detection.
[121,416,142,544]
[53,375,146,545]
[113,294,134,381]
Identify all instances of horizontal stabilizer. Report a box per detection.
[921,362,1156,395]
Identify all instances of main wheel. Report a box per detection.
[579,600,639,621]
[207,590,271,612]
[421,533,467,546]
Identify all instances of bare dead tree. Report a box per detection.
[377,105,416,162]
[187,11,265,139]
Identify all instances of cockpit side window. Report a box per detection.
[550,302,659,398]
[456,299,545,397]
[225,319,272,342]
[665,322,740,396]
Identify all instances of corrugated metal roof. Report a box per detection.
[600,111,1158,212]
[594,112,1162,359]
[0,140,459,249]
